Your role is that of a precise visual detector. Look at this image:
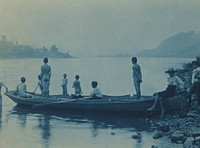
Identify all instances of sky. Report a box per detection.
[0,0,200,57]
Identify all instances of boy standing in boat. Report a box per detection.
[62,73,68,96]
[72,75,82,96]
[41,58,51,96]
[0,80,8,94]
[0,79,8,111]
[131,57,142,99]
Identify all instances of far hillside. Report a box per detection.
[137,31,200,58]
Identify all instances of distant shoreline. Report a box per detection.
[0,36,74,59]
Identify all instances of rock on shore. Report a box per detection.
[149,109,200,148]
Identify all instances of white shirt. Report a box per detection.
[90,87,102,98]
[168,75,184,89]
[192,67,200,83]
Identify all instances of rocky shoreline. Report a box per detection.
[130,108,200,148]
[147,107,200,148]
[147,58,200,148]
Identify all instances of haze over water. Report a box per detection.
[0,57,193,148]
[1,0,200,57]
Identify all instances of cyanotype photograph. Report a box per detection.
[0,1,200,148]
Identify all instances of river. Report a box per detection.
[0,57,193,148]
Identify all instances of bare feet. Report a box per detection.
[147,106,155,111]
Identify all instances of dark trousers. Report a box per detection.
[158,85,177,99]
[188,82,200,106]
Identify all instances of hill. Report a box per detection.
[0,37,73,58]
[137,31,200,58]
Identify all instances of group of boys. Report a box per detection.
[16,57,51,97]
[16,58,102,99]
[3,57,200,116]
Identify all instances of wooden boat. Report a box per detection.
[4,90,187,114]
[4,90,71,105]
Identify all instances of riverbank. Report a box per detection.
[147,107,200,148]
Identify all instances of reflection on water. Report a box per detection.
[17,111,27,128]
[5,107,52,148]
[4,106,153,148]
[10,106,152,130]
[38,115,51,148]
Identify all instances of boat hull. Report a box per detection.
[4,90,187,113]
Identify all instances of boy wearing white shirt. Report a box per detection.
[90,81,102,99]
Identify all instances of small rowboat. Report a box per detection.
[4,90,187,114]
